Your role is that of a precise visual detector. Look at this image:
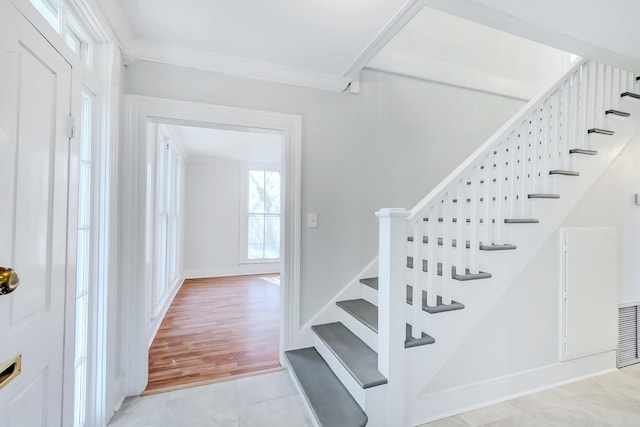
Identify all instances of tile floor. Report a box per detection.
[109,364,640,427]
[107,370,312,427]
[420,364,640,426]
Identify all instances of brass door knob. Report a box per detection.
[0,268,19,295]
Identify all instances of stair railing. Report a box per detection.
[376,59,636,424]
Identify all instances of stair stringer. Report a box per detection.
[404,103,640,403]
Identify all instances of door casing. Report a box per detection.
[121,95,302,394]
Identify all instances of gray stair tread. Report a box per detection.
[312,322,387,389]
[406,285,465,313]
[605,109,630,117]
[336,299,435,348]
[479,243,517,251]
[504,218,539,224]
[587,128,615,135]
[570,148,598,155]
[405,324,435,348]
[549,170,579,176]
[285,348,368,427]
[359,277,378,290]
[337,299,378,332]
[528,193,560,199]
[621,91,640,99]
[452,267,492,281]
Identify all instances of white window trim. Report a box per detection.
[239,163,282,264]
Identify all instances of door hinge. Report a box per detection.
[67,115,76,139]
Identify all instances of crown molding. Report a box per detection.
[131,40,351,92]
[94,0,137,54]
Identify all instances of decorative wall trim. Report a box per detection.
[134,40,352,93]
[367,49,534,101]
[121,95,302,395]
[410,351,616,425]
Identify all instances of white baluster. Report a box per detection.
[469,166,479,273]
[441,192,452,305]
[568,73,579,171]
[612,68,621,110]
[426,207,436,308]
[495,146,504,243]
[455,181,464,278]
[411,219,422,340]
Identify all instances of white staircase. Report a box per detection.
[286,59,640,426]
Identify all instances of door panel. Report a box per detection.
[0,1,72,426]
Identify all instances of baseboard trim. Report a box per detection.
[185,266,280,279]
[409,351,616,426]
[148,277,185,348]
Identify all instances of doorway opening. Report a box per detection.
[144,123,284,393]
[120,95,301,397]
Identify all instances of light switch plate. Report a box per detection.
[308,213,318,228]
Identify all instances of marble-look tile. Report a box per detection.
[238,394,312,427]
[108,393,169,426]
[419,415,472,426]
[168,378,236,401]
[235,370,297,405]
[164,386,238,426]
[457,401,523,426]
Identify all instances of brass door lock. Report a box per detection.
[0,267,19,295]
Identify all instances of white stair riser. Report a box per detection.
[337,307,379,352]
[361,283,379,306]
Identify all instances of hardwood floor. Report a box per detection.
[145,274,281,394]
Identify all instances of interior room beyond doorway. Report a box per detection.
[146,123,283,393]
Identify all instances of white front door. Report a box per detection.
[0,1,73,426]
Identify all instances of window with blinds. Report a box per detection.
[618,304,639,368]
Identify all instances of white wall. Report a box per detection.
[563,134,640,304]
[370,7,571,100]
[183,158,280,278]
[125,61,526,325]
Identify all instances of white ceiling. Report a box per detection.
[424,0,640,74]
[97,0,421,91]
[166,125,281,164]
[97,0,640,93]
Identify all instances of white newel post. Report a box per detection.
[376,208,409,426]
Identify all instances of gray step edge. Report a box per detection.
[312,322,387,389]
[569,148,598,155]
[549,170,580,176]
[452,267,492,281]
[479,243,517,251]
[406,285,465,314]
[337,299,378,332]
[504,218,540,224]
[528,193,560,199]
[285,348,368,427]
[359,277,378,290]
